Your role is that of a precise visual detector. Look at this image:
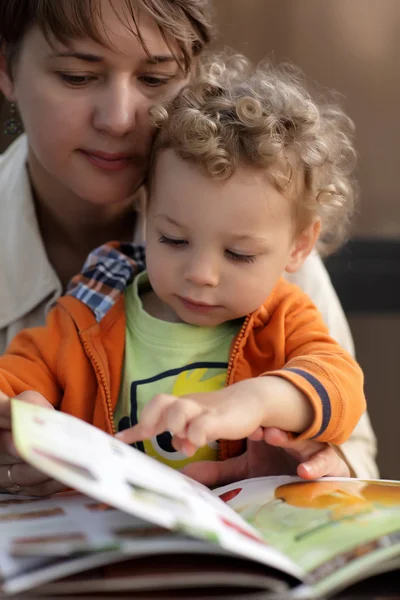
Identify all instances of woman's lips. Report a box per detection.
[80,149,133,171]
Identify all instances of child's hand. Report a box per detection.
[117,376,314,455]
[182,429,351,487]
[250,427,351,479]
[117,380,270,455]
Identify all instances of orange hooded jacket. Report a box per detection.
[0,243,365,461]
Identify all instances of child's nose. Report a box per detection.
[184,256,219,287]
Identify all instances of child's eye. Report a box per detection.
[158,234,188,247]
[226,250,256,264]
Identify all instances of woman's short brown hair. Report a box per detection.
[0,0,214,74]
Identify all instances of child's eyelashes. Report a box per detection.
[226,250,257,264]
[158,234,187,247]
[158,235,256,264]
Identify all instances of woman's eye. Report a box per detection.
[226,250,256,264]
[158,234,187,247]
[139,75,170,87]
[58,73,96,86]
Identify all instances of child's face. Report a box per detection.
[145,150,311,326]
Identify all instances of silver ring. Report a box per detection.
[6,465,21,494]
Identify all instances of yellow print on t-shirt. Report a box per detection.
[119,361,228,469]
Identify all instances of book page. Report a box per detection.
[11,399,302,580]
[30,553,290,597]
[215,476,400,597]
[0,491,193,594]
[0,493,175,557]
[6,539,233,596]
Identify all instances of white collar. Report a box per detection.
[0,135,61,328]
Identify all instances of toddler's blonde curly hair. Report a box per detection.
[150,54,357,256]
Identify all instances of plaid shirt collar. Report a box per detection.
[67,242,146,322]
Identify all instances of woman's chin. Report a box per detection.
[72,183,141,207]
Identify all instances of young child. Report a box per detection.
[0,55,365,471]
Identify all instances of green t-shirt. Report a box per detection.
[115,272,240,469]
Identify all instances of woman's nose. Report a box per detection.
[93,79,143,137]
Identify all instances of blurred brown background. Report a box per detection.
[1,0,399,477]
[215,0,400,239]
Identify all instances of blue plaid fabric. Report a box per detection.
[67,242,146,322]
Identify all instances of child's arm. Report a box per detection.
[263,285,366,444]
[0,307,73,496]
[0,306,67,405]
[119,286,365,454]
[119,377,313,456]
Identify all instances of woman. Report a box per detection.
[0,0,376,496]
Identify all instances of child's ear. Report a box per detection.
[0,50,15,100]
[284,218,321,274]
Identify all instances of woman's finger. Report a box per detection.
[19,479,67,498]
[0,462,53,490]
[0,431,21,465]
[0,394,11,429]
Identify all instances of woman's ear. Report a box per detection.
[0,50,15,100]
[285,218,321,273]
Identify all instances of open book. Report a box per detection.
[0,400,399,598]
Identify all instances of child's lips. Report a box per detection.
[178,297,220,313]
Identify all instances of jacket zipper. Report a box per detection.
[217,314,251,461]
[81,312,252,457]
[82,337,116,435]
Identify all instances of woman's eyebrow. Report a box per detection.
[47,51,103,63]
[47,52,176,65]
[145,55,176,64]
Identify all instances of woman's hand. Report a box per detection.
[181,427,351,488]
[0,390,66,496]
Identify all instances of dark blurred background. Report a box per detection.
[1,0,399,477]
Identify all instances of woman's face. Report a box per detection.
[0,0,190,206]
